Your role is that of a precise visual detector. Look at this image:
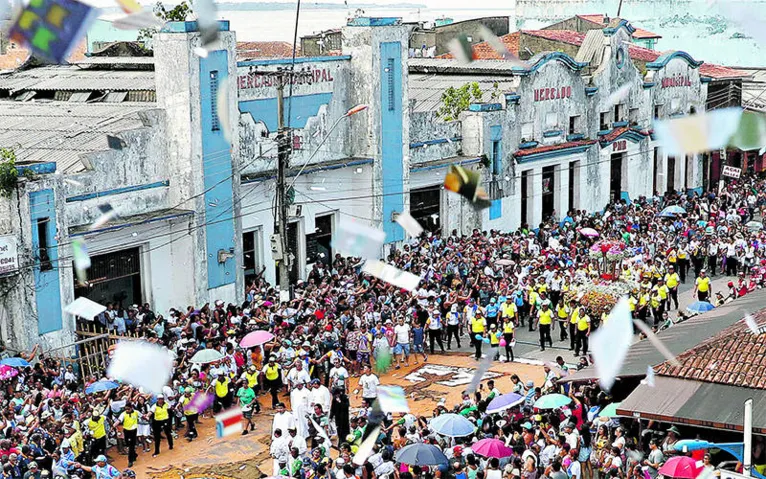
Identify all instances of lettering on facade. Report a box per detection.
[612,140,627,152]
[534,86,572,102]
[237,68,334,90]
[0,236,18,275]
[661,74,692,88]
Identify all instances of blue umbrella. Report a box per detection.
[394,443,448,465]
[0,358,30,368]
[85,380,119,395]
[686,301,715,314]
[697,220,708,227]
[486,392,525,414]
[534,393,572,410]
[660,205,686,216]
[430,413,475,437]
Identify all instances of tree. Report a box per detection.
[437,82,483,122]
[0,148,18,198]
[138,1,194,48]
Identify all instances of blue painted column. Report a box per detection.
[29,189,62,334]
[490,125,503,220]
[379,41,405,243]
[199,51,236,289]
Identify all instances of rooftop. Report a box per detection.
[575,14,661,39]
[0,65,155,92]
[0,101,156,174]
[409,72,519,113]
[236,41,296,61]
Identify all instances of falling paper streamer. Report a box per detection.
[183,391,214,414]
[216,78,232,143]
[64,296,106,320]
[745,314,760,334]
[448,34,473,63]
[332,218,385,260]
[652,108,743,157]
[194,0,218,48]
[72,238,91,283]
[642,366,655,387]
[115,0,141,13]
[376,385,409,413]
[110,10,163,30]
[591,298,633,391]
[309,414,331,444]
[729,111,766,152]
[362,260,421,291]
[477,25,526,66]
[444,164,491,210]
[632,320,680,367]
[395,211,424,237]
[91,203,117,230]
[606,84,632,107]
[353,425,381,465]
[466,354,493,395]
[107,340,174,394]
[9,0,98,64]
[215,407,243,438]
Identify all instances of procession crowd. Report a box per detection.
[0,175,765,479]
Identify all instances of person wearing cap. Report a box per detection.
[22,461,40,479]
[665,265,680,310]
[288,426,308,456]
[86,408,108,461]
[535,302,554,352]
[53,442,75,478]
[149,395,173,457]
[694,269,711,302]
[75,454,121,478]
[116,403,140,466]
[212,371,232,413]
[470,309,487,360]
[262,355,284,409]
[178,387,199,441]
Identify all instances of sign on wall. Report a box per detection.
[722,165,742,179]
[661,74,692,88]
[534,86,572,102]
[612,140,628,152]
[0,235,18,275]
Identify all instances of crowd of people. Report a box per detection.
[0,174,765,479]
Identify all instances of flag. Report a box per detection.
[216,407,243,438]
[184,391,214,414]
[353,426,381,465]
[362,260,421,291]
[9,0,97,64]
[444,164,491,209]
[333,218,385,260]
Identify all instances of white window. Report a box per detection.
[521,122,534,141]
[545,112,558,129]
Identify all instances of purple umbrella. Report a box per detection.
[486,392,525,414]
[240,330,274,348]
[473,438,514,459]
[0,365,17,381]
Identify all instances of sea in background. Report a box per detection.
[215,0,766,67]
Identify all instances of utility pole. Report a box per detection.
[275,78,292,300]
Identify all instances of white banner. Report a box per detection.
[722,165,742,179]
[0,235,18,275]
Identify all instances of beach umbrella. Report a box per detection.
[190,349,224,364]
[746,221,763,231]
[598,402,622,418]
[85,380,119,395]
[394,443,448,465]
[0,365,18,381]
[0,358,30,368]
[661,205,686,216]
[686,301,714,314]
[534,393,572,410]
[659,456,703,479]
[696,220,707,228]
[579,227,599,238]
[486,392,525,414]
[429,413,475,437]
[240,330,274,348]
[472,438,514,459]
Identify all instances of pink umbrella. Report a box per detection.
[579,227,600,238]
[472,438,514,459]
[658,456,703,479]
[0,365,18,381]
[240,330,274,348]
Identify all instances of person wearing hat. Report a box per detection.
[22,461,41,479]
[116,403,140,466]
[149,395,173,457]
[470,309,487,360]
[178,387,199,441]
[75,455,121,478]
[262,355,284,409]
[535,302,554,352]
[665,265,680,310]
[212,370,232,413]
[86,408,108,461]
[288,426,308,456]
[694,269,711,302]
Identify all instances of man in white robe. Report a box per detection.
[270,427,291,475]
[272,402,296,440]
[309,379,332,414]
[289,381,311,437]
[287,426,307,456]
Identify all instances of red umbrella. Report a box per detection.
[658,456,703,479]
[472,438,513,459]
[0,365,17,381]
[239,330,274,348]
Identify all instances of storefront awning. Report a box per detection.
[616,375,766,435]
[561,290,766,383]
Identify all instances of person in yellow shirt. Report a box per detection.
[665,265,680,310]
[535,303,554,352]
[178,387,199,441]
[471,310,487,360]
[637,288,650,322]
[556,302,570,342]
[568,300,580,351]
[650,288,662,325]
[213,371,232,413]
[694,269,711,302]
[501,297,518,326]
[575,308,591,356]
[501,316,515,362]
[150,395,173,457]
[117,403,140,466]
[87,410,107,460]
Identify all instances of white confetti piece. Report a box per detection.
[332,218,385,260]
[633,320,681,367]
[466,354,493,395]
[362,260,421,291]
[107,340,174,394]
[653,108,742,157]
[352,425,381,465]
[591,298,633,391]
[64,297,106,320]
[395,211,424,237]
[110,10,163,30]
[745,314,760,334]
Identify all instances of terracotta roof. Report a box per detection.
[699,63,751,79]
[632,27,661,39]
[523,29,587,46]
[576,14,606,25]
[655,310,766,390]
[627,44,660,62]
[599,126,650,143]
[513,139,596,157]
[237,41,296,61]
[574,14,661,39]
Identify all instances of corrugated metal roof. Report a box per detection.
[409,58,522,75]
[562,290,766,382]
[0,101,157,174]
[71,57,155,65]
[0,65,155,92]
[575,30,605,64]
[617,376,766,435]
[409,73,519,113]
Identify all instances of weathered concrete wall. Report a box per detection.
[409,111,462,165]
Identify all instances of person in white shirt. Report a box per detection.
[286,361,311,392]
[289,381,311,437]
[271,403,296,440]
[287,426,307,455]
[357,365,380,406]
[309,379,332,414]
[393,318,411,368]
[270,428,290,475]
[329,359,350,394]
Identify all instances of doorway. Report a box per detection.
[610,153,624,202]
[306,214,333,267]
[74,247,142,308]
[667,156,676,194]
[521,170,529,226]
[542,165,555,220]
[410,186,441,232]
[243,228,263,286]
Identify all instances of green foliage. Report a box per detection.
[437,82,483,122]
[138,1,194,48]
[0,148,18,198]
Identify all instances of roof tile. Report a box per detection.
[513,139,596,157]
[236,41,296,61]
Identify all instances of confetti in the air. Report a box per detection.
[653,108,743,157]
[362,260,421,291]
[395,211,424,237]
[332,218,385,260]
[215,407,243,438]
[633,320,680,366]
[745,314,760,334]
[591,298,633,391]
[444,164,491,210]
[376,385,410,413]
[107,340,174,394]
